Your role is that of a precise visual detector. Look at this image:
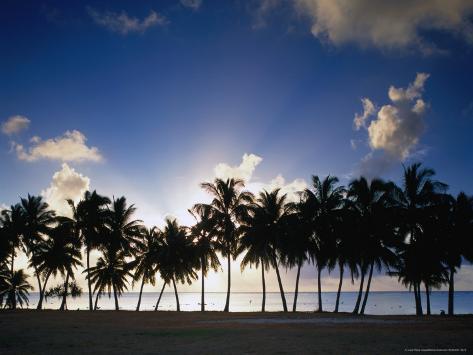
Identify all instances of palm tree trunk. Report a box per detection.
[293,261,302,312]
[86,245,93,311]
[424,282,431,315]
[360,261,374,315]
[37,270,51,310]
[201,257,205,312]
[94,289,101,310]
[316,264,322,312]
[448,267,454,316]
[59,272,70,311]
[112,283,119,311]
[34,265,43,310]
[10,248,14,275]
[136,277,145,311]
[353,266,365,314]
[334,262,344,313]
[261,262,266,312]
[12,288,17,310]
[273,255,288,312]
[416,282,423,316]
[172,278,180,312]
[224,250,231,312]
[154,283,166,311]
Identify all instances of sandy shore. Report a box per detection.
[1,311,472,354]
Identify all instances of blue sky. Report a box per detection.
[1,0,473,292]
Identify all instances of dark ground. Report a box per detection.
[1,311,472,354]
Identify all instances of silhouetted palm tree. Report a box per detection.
[132,227,161,311]
[441,192,473,315]
[0,269,32,309]
[278,199,311,312]
[19,195,55,309]
[158,219,198,311]
[302,176,344,312]
[348,177,398,315]
[392,163,447,315]
[194,178,253,312]
[31,218,82,310]
[0,204,24,275]
[240,189,292,312]
[87,249,132,310]
[189,206,221,311]
[68,190,110,311]
[45,281,82,310]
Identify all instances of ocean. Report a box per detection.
[25,291,473,314]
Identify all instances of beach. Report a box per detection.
[1,311,472,354]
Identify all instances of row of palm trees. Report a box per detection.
[1,163,472,315]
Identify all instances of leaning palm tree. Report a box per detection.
[86,248,133,310]
[194,178,253,312]
[158,218,198,311]
[0,269,33,309]
[31,218,82,310]
[131,227,161,311]
[189,206,221,311]
[44,281,83,310]
[302,175,344,312]
[392,163,447,316]
[68,190,110,311]
[19,195,55,309]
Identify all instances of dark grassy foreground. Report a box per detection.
[0,311,472,354]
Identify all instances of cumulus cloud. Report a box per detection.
[14,130,103,163]
[354,73,429,178]
[0,203,8,213]
[1,115,30,135]
[214,153,263,182]
[41,163,90,217]
[87,7,168,35]
[180,0,202,10]
[295,0,473,53]
[262,174,307,202]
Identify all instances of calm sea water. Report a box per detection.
[25,291,473,315]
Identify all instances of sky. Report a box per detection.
[1,0,473,293]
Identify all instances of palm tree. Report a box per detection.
[0,204,24,275]
[31,218,82,310]
[189,206,221,312]
[441,192,473,315]
[105,197,144,256]
[44,281,82,310]
[302,176,344,312]
[158,218,198,311]
[19,195,55,309]
[240,189,293,312]
[281,198,312,312]
[86,249,133,310]
[132,227,161,311]
[393,163,447,315]
[348,177,398,315]
[68,190,110,311]
[0,269,33,309]
[194,178,253,312]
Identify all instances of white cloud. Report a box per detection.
[214,153,263,182]
[41,163,90,217]
[354,98,375,130]
[1,115,30,135]
[0,203,8,213]
[252,0,281,29]
[14,130,103,163]
[87,7,168,35]
[295,0,473,53]
[180,0,202,11]
[354,73,429,178]
[214,153,307,202]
